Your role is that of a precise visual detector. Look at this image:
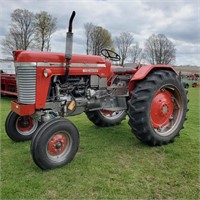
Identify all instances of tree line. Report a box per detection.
[1,9,56,54]
[84,22,176,65]
[1,9,176,65]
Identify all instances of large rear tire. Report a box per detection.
[85,110,126,127]
[5,111,41,142]
[128,70,188,146]
[31,118,79,170]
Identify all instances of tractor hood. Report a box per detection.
[13,50,106,65]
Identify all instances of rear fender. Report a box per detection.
[128,65,176,92]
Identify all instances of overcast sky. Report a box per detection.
[0,0,199,66]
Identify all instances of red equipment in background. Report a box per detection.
[0,73,17,96]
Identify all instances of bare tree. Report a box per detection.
[1,9,57,55]
[84,24,113,55]
[115,32,134,65]
[84,23,94,55]
[1,9,35,55]
[34,11,57,51]
[129,43,143,63]
[144,34,176,65]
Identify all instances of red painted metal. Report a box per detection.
[47,133,68,156]
[99,110,114,115]
[11,101,35,116]
[0,74,17,96]
[150,90,174,129]
[130,65,175,81]
[17,116,34,132]
[192,83,200,87]
[14,50,111,77]
[35,67,53,108]
[128,65,175,92]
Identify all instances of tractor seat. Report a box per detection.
[112,63,138,74]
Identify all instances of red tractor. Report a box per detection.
[192,82,200,87]
[5,12,188,170]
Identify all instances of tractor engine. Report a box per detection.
[42,74,128,121]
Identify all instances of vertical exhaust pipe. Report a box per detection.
[65,11,76,82]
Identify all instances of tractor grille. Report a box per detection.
[16,65,36,104]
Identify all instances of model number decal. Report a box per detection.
[82,69,99,73]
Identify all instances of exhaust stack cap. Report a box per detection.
[65,11,76,60]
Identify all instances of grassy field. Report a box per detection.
[1,88,199,200]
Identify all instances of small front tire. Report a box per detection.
[31,118,80,170]
[5,111,40,142]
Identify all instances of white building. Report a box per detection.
[0,59,15,74]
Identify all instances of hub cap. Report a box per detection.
[48,134,68,156]
[47,132,72,162]
[16,116,38,135]
[150,87,183,137]
[151,90,174,129]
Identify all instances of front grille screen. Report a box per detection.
[16,65,36,104]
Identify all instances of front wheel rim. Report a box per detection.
[16,116,38,136]
[46,132,72,162]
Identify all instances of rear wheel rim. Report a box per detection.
[99,110,125,120]
[150,86,183,136]
[46,132,72,162]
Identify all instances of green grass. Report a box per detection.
[1,88,200,200]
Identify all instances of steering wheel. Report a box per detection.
[101,49,121,61]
